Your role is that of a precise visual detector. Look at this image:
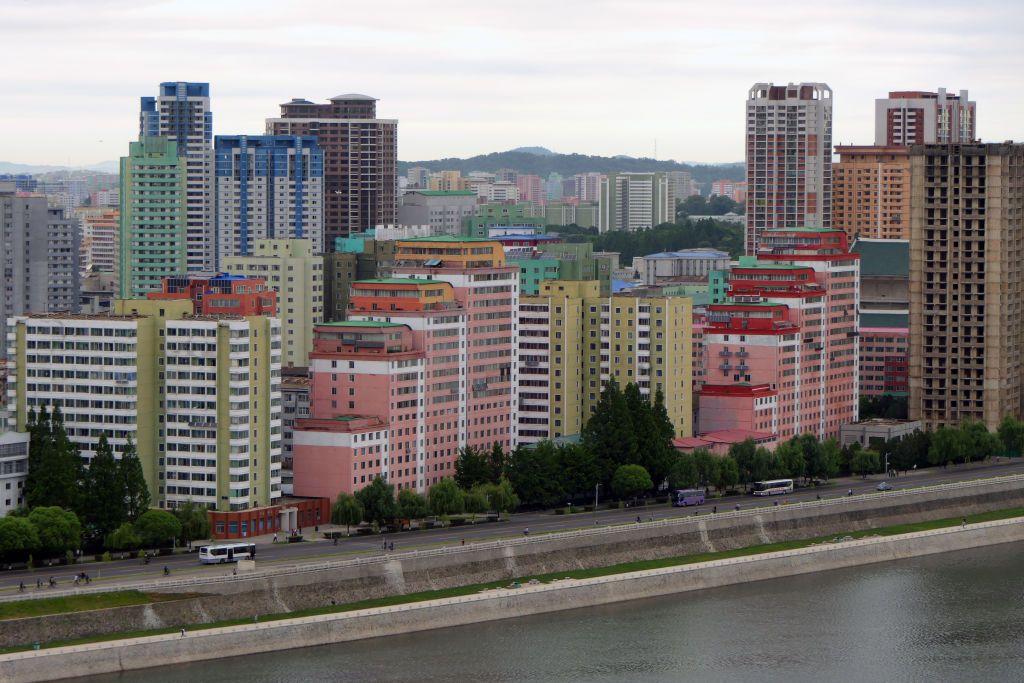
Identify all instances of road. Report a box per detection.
[5,459,1024,595]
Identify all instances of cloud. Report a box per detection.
[0,0,1021,164]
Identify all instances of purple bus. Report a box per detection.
[673,489,705,507]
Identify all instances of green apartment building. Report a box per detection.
[119,137,187,298]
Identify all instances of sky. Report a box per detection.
[2,0,1022,167]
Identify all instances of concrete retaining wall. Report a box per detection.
[4,517,1024,683]
[2,476,1024,648]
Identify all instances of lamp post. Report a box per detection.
[594,484,601,521]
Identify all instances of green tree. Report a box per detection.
[427,478,465,518]
[25,406,83,512]
[506,443,564,508]
[484,477,520,516]
[465,487,489,518]
[728,439,758,488]
[0,517,39,561]
[667,452,698,490]
[714,456,740,492]
[83,434,126,542]
[962,421,1000,463]
[331,492,364,535]
[396,489,430,521]
[487,442,508,481]
[851,449,880,477]
[582,380,637,485]
[28,506,81,557]
[355,477,399,527]
[693,449,720,489]
[750,446,775,483]
[776,439,806,481]
[555,443,600,501]
[454,446,493,490]
[174,502,210,546]
[133,509,182,548]
[929,426,967,466]
[611,464,653,500]
[817,438,842,481]
[106,522,141,551]
[118,436,151,520]
[998,416,1024,457]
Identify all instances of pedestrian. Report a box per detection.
[232,567,238,576]
[333,537,338,546]
[713,505,717,514]
[636,515,641,524]
[524,527,529,536]
[180,628,186,638]
[272,533,278,544]
[36,578,42,589]
[649,515,654,522]
[315,525,319,533]
[389,542,394,552]
[461,539,465,546]
[962,517,967,528]
[18,581,24,593]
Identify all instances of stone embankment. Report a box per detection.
[4,516,1024,683]
[1,474,1023,649]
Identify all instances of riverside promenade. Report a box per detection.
[4,515,1024,683]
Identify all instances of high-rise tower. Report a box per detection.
[745,82,833,254]
[140,82,214,271]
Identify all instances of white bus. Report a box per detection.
[752,479,794,496]
[198,543,257,564]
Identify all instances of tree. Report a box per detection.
[582,380,637,485]
[331,492,364,535]
[776,439,806,482]
[750,447,775,484]
[962,421,1000,463]
[454,446,493,490]
[611,464,653,500]
[83,434,126,542]
[106,522,141,551]
[174,502,210,546]
[667,452,698,490]
[487,442,508,481]
[25,406,83,512]
[0,517,39,561]
[714,457,740,492]
[851,449,880,478]
[427,478,465,518]
[728,439,758,488]
[998,416,1024,457]
[484,477,520,516]
[134,509,181,548]
[555,443,600,501]
[506,443,564,508]
[817,438,842,481]
[930,426,967,466]
[396,489,429,521]
[465,487,489,518]
[28,506,81,557]
[693,449,720,489]
[119,436,150,520]
[355,477,399,527]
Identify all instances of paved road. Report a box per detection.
[6,459,1024,595]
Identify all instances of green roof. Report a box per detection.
[320,320,406,328]
[851,239,909,278]
[401,235,495,243]
[861,311,909,328]
[410,190,477,197]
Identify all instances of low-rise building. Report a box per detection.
[840,419,922,449]
[398,190,478,236]
[0,430,30,515]
[631,249,730,285]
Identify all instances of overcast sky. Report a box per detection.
[3,0,1022,167]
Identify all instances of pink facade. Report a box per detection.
[860,326,909,397]
[673,429,777,455]
[516,175,545,204]
[293,238,518,499]
[698,228,859,443]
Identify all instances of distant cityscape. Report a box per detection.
[1,78,1015,546]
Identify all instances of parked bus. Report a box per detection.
[198,543,257,564]
[752,479,794,496]
[672,489,706,507]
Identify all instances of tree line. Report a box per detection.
[554,217,744,261]
[0,407,208,562]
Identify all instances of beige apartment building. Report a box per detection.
[833,145,911,241]
[909,143,1024,431]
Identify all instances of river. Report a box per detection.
[83,542,1024,682]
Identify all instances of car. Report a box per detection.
[876,482,893,491]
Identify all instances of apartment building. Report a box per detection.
[140,82,214,272]
[223,239,323,367]
[833,145,911,241]
[119,137,187,298]
[5,297,282,519]
[909,143,1024,431]
[398,190,477,236]
[1,183,80,354]
[876,89,975,146]
[852,239,909,398]
[267,94,397,241]
[598,172,674,232]
[745,83,833,254]
[293,237,518,497]
[77,207,119,278]
[698,228,859,442]
[213,135,324,263]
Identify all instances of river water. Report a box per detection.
[85,542,1024,682]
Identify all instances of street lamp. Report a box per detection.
[594,484,601,521]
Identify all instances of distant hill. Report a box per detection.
[0,160,119,175]
[398,149,743,186]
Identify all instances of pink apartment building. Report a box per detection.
[516,175,545,204]
[292,237,518,498]
[697,228,859,443]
